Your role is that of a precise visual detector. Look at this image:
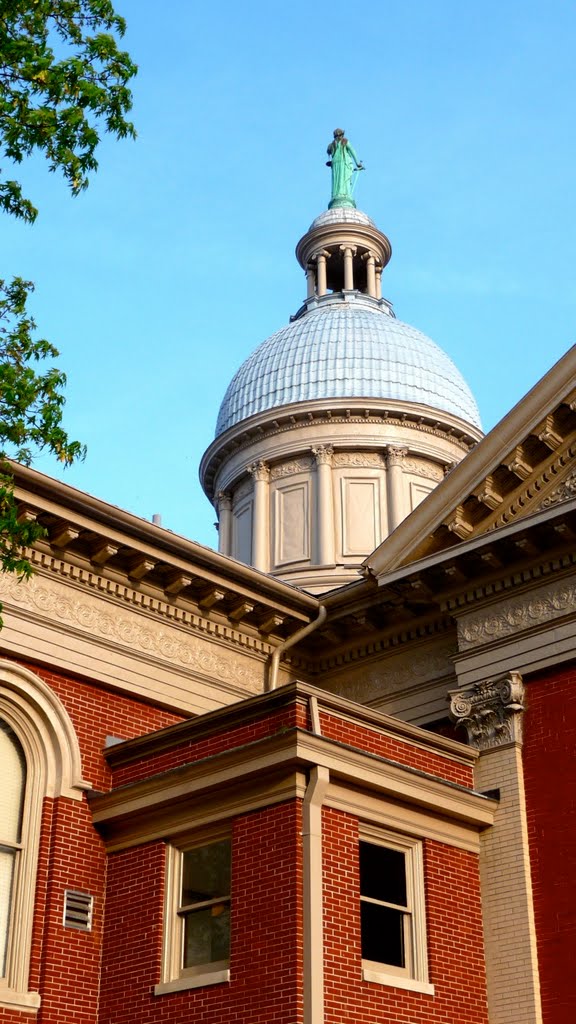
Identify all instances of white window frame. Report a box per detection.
[155,831,231,996]
[0,661,87,1014]
[360,826,434,996]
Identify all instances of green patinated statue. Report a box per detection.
[326,129,364,209]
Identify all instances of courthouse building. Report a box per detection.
[0,151,575,1024]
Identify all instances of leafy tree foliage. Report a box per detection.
[0,0,136,221]
[0,2,136,585]
[0,277,87,578]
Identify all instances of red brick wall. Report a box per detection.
[16,659,182,791]
[99,801,304,1024]
[322,806,489,1024]
[112,701,308,787]
[523,665,576,1024]
[0,657,183,1024]
[318,711,474,787]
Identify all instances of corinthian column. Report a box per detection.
[385,446,408,532]
[247,461,270,571]
[312,445,335,565]
[449,673,542,1024]
[216,491,232,555]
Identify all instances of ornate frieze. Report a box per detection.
[457,576,576,650]
[270,457,312,480]
[332,452,384,468]
[0,550,274,659]
[449,672,525,749]
[403,458,444,482]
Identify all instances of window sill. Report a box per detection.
[362,966,434,996]
[0,987,41,1011]
[154,969,230,995]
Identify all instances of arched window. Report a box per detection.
[0,661,88,1013]
[0,720,26,980]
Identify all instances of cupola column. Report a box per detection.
[216,491,232,555]
[306,264,316,298]
[386,446,409,531]
[312,445,335,565]
[375,265,383,300]
[340,245,357,291]
[248,461,270,571]
[363,251,377,297]
[315,251,329,296]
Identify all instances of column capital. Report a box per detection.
[312,444,334,467]
[449,671,525,750]
[339,244,357,255]
[216,490,232,511]
[248,460,270,483]
[385,446,409,468]
[312,249,331,261]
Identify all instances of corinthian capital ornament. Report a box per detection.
[312,444,334,466]
[386,446,408,468]
[449,671,525,750]
[247,461,270,483]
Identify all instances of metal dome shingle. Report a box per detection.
[215,302,481,436]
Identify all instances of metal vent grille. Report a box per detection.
[63,890,94,931]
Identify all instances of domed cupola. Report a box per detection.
[200,132,482,594]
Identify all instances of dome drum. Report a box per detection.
[201,199,482,593]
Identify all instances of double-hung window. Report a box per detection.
[156,836,231,995]
[359,829,433,995]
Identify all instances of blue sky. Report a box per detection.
[2,0,575,547]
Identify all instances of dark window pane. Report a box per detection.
[360,842,407,907]
[361,901,405,967]
[182,841,230,906]
[183,904,230,967]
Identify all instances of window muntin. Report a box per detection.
[359,829,430,991]
[179,840,231,972]
[0,721,26,980]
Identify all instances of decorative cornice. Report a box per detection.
[0,549,275,661]
[456,575,576,650]
[202,400,477,501]
[292,615,454,675]
[484,441,576,531]
[449,672,525,749]
[536,468,576,510]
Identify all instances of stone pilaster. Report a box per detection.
[216,491,232,555]
[247,461,270,572]
[450,672,542,1024]
[312,445,335,566]
[385,446,408,532]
